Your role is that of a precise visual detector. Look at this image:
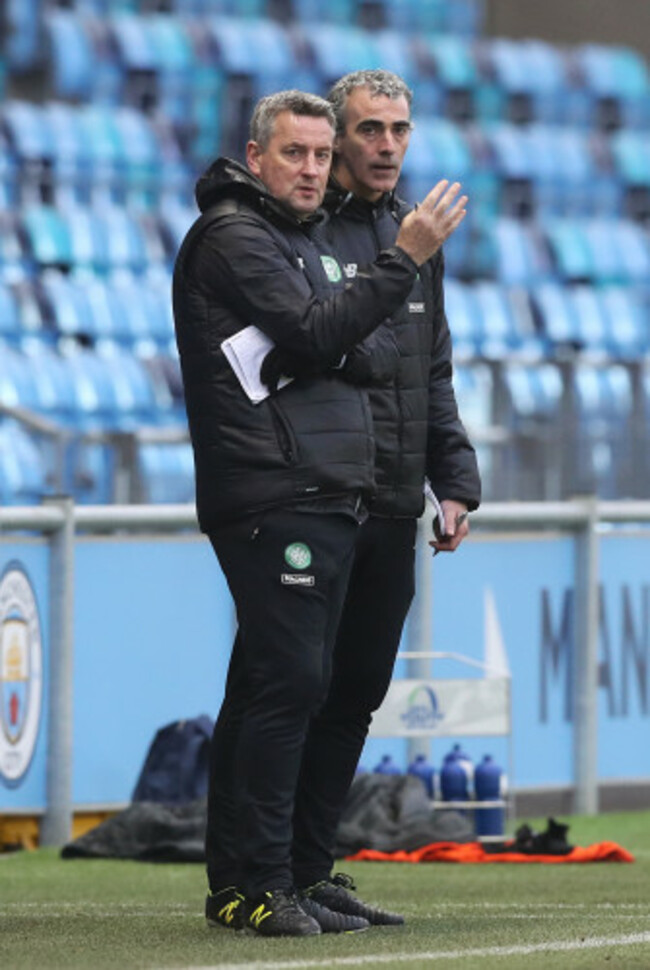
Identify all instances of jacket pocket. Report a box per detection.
[268,397,299,464]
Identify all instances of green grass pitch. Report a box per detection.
[2,810,650,969]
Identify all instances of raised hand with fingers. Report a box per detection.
[395,180,468,266]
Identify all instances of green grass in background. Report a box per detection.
[1,810,650,970]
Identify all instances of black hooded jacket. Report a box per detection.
[322,182,481,517]
[172,158,423,531]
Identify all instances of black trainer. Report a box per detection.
[244,889,321,937]
[303,872,404,926]
[298,892,369,934]
[205,887,245,930]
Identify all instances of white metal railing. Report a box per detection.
[1,496,650,844]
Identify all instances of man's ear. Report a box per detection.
[246,140,262,175]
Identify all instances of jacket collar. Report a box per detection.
[195,157,325,228]
[324,174,402,220]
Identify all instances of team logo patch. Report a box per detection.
[320,255,342,283]
[284,542,312,570]
[409,302,425,313]
[343,262,357,279]
[0,564,43,786]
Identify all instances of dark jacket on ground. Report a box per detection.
[172,158,422,532]
[322,181,481,518]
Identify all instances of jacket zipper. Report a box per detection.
[268,398,295,463]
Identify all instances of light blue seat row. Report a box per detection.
[444,279,546,361]
[20,203,170,274]
[0,344,176,431]
[530,281,649,359]
[38,271,175,349]
[3,100,189,207]
[543,217,650,284]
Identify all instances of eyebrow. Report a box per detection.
[355,118,412,128]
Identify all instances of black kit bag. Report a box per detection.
[131,714,214,805]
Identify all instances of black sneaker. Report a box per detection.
[205,887,245,930]
[298,892,369,934]
[303,872,404,926]
[245,889,321,937]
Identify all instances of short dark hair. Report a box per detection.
[327,70,413,135]
[249,90,336,149]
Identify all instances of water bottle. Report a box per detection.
[450,743,474,797]
[407,753,435,797]
[373,753,401,775]
[474,754,505,839]
[440,748,471,803]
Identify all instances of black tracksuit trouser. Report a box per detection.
[291,515,417,887]
[206,507,359,899]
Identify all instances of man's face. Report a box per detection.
[247,111,334,217]
[333,88,412,202]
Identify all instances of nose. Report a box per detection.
[377,129,398,153]
[301,151,319,177]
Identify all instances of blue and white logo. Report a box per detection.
[0,565,43,786]
[400,684,444,731]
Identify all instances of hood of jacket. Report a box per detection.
[195,156,326,228]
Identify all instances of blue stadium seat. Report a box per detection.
[543,218,594,282]
[302,24,382,83]
[443,278,482,359]
[493,217,551,285]
[0,283,21,340]
[472,281,545,359]
[291,0,355,25]
[484,38,574,124]
[416,34,477,90]
[595,285,649,359]
[503,362,563,421]
[138,442,195,504]
[22,205,73,270]
[0,420,49,505]
[572,362,635,497]
[383,0,446,33]
[208,16,297,81]
[574,43,650,128]
[44,11,94,100]
[0,130,18,209]
[530,280,582,350]
[0,214,30,283]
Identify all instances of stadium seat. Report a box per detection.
[208,16,297,80]
[572,362,635,496]
[443,278,483,359]
[492,218,551,285]
[530,280,582,351]
[0,420,49,505]
[597,285,649,359]
[301,23,382,83]
[472,281,545,359]
[574,43,650,129]
[138,441,195,503]
[0,283,22,340]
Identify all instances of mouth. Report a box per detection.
[370,164,397,176]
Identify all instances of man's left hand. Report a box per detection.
[429,499,469,555]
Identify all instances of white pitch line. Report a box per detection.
[168,931,650,970]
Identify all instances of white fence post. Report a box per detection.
[40,496,75,847]
[573,495,600,815]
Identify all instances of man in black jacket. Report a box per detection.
[287,71,482,925]
[172,89,466,937]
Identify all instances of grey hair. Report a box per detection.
[249,90,336,149]
[327,70,414,135]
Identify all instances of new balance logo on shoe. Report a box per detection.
[244,889,321,937]
[248,903,273,929]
